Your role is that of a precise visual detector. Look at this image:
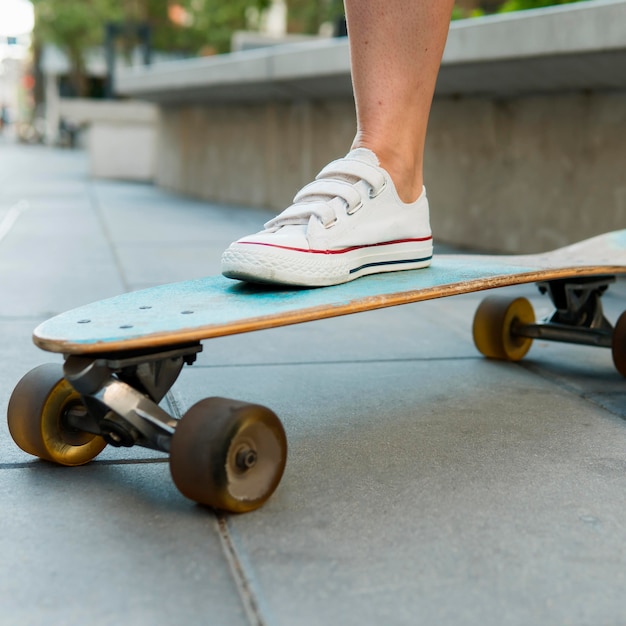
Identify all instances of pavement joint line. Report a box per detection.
[91,457,168,466]
[216,513,269,626]
[520,361,626,420]
[0,458,168,471]
[88,184,132,293]
[168,383,269,626]
[193,356,480,369]
[0,462,39,470]
[0,314,51,321]
[165,387,186,420]
[0,199,28,244]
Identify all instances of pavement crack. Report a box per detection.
[88,184,132,292]
[166,390,270,625]
[216,514,269,626]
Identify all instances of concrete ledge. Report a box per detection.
[58,99,158,181]
[118,39,351,104]
[58,99,158,125]
[117,0,626,102]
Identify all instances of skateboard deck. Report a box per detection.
[9,229,626,514]
[34,229,626,355]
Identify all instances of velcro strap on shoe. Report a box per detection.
[317,158,386,193]
[294,179,362,209]
[265,201,337,229]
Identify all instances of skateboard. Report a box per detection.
[7,229,626,513]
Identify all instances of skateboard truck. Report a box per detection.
[7,344,287,513]
[516,276,615,348]
[62,344,202,451]
[473,274,626,375]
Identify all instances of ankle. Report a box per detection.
[350,141,423,204]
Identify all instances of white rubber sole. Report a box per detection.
[221,239,433,287]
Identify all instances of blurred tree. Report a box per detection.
[285,0,344,35]
[32,0,123,96]
[497,0,586,11]
[174,0,270,55]
[31,0,269,97]
[453,0,585,18]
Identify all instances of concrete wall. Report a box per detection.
[118,0,626,253]
[155,91,626,254]
[426,92,626,252]
[156,100,355,210]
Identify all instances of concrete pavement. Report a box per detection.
[1,141,626,625]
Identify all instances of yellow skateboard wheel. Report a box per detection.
[472,295,535,361]
[7,363,106,465]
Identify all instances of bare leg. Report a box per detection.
[346,0,455,202]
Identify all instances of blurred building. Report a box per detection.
[0,33,31,135]
[38,44,108,144]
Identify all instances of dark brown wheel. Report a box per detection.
[7,363,107,465]
[611,311,626,377]
[169,397,287,513]
[472,295,535,361]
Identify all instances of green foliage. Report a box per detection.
[174,0,271,54]
[285,0,344,35]
[497,0,586,11]
[32,0,124,95]
[32,0,270,95]
[452,0,586,19]
[451,6,486,20]
[33,0,271,57]
[33,0,122,61]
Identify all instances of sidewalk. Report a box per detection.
[1,142,626,626]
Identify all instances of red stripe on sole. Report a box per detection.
[237,236,433,256]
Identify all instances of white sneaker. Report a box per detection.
[221,148,433,287]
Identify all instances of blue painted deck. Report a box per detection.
[33,231,626,355]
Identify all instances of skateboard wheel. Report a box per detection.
[7,363,107,465]
[169,397,287,513]
[611,311,626,378]
[472,295,535,361]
